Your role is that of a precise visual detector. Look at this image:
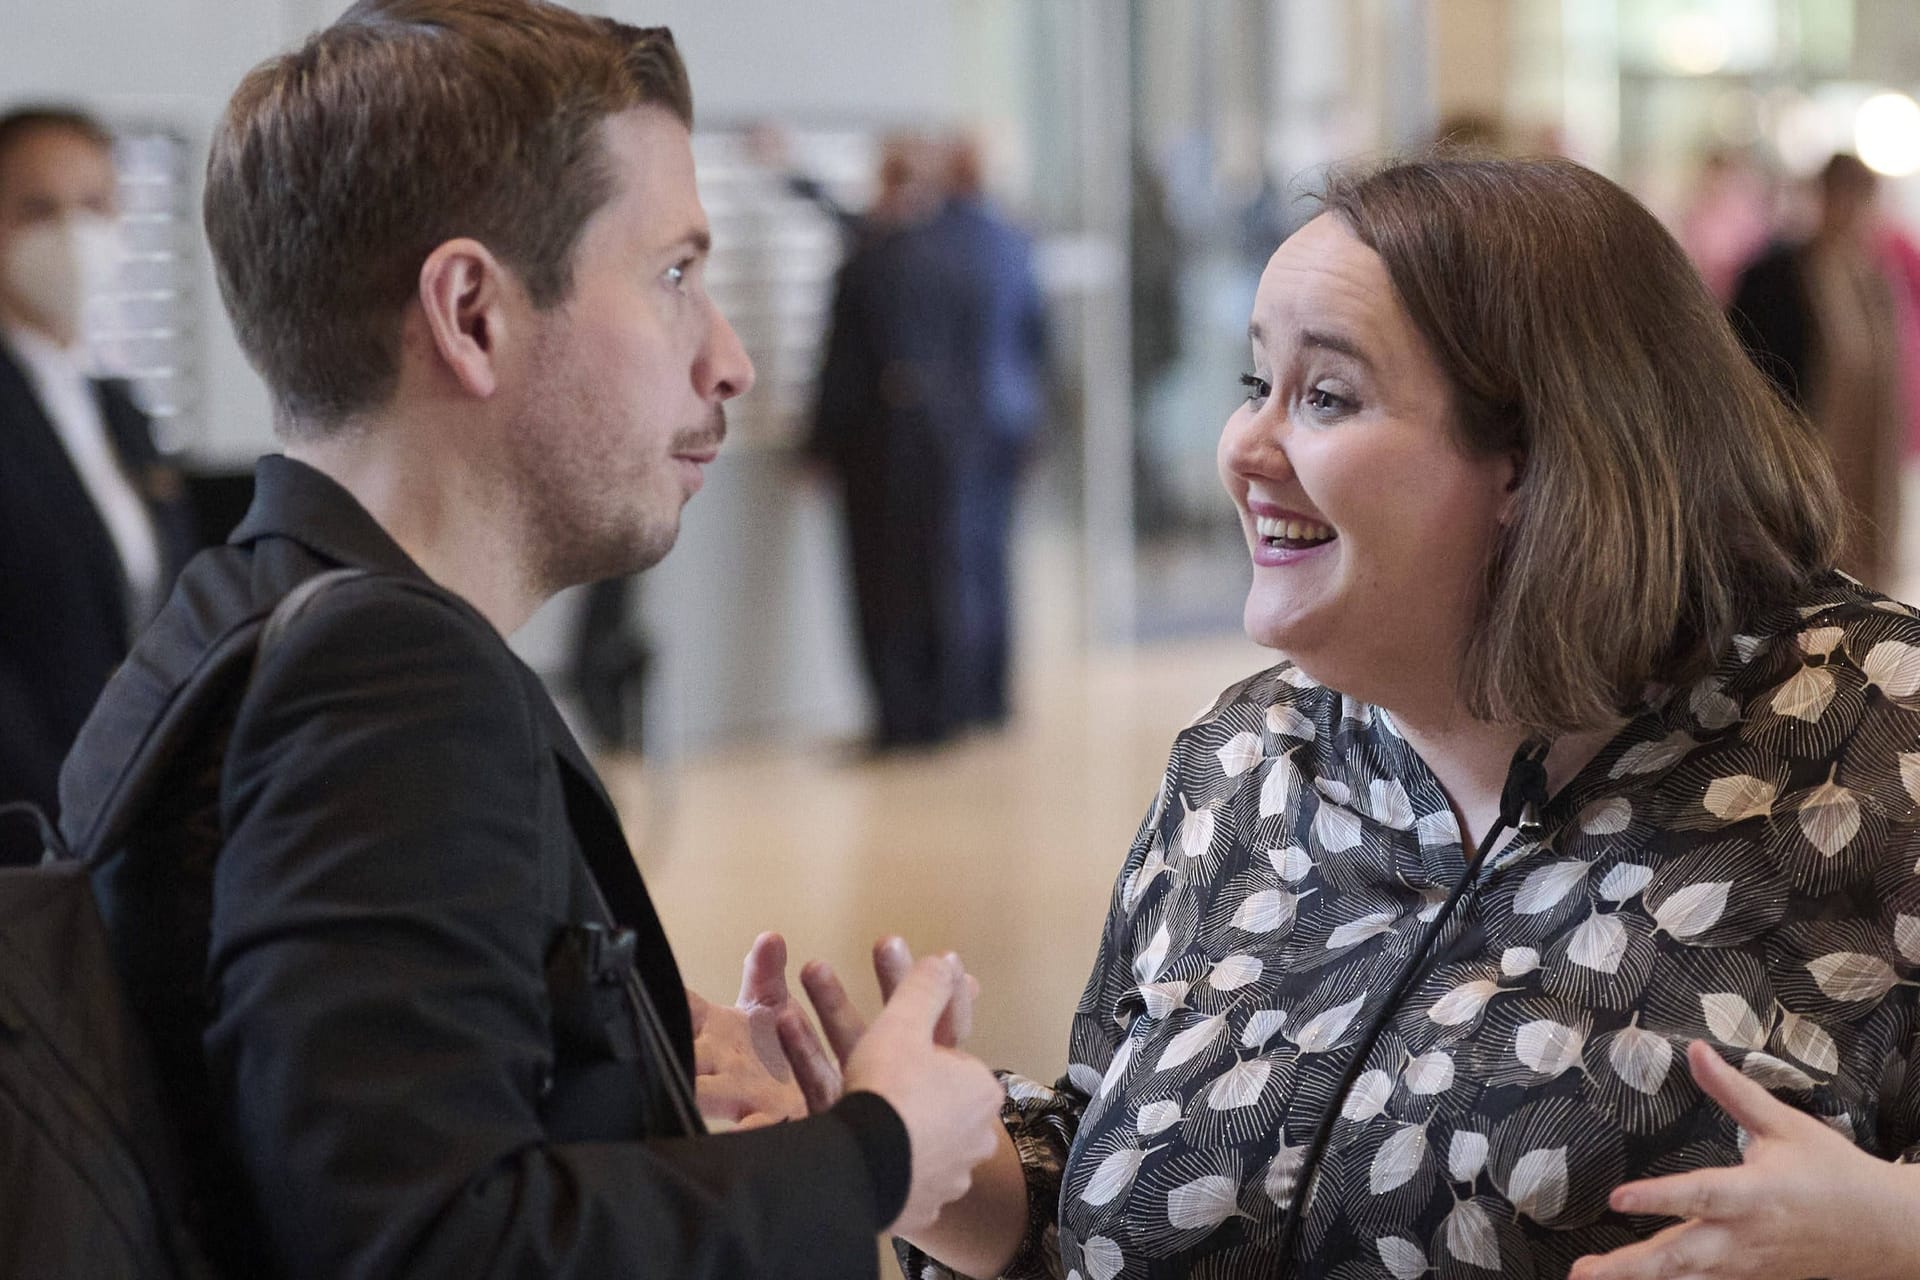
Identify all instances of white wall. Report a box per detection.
[598,0,956,125]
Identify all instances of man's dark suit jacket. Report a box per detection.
[0,337,196,861]
[58,455,906,1279]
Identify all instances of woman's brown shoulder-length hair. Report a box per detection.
[1321,155,1842,734]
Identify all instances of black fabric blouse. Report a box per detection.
[904,572,1920,1280]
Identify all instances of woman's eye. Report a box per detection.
[1305,386,1352,414]
[1239,372,1271,402]
[664,261,690,289]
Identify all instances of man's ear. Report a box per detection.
[416,238,515,400]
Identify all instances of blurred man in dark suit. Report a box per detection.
[0,106,195,863]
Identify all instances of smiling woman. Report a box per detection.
[877,155,1920,1280]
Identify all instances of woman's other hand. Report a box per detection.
[779,935,979,1113]
[1571,1039,1920,1280]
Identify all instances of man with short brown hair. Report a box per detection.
[58,3,1003,1276]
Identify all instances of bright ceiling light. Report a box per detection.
[1856,93,1920,177]
[1658,14,1732,76]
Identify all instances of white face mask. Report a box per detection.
[1,213,124,343]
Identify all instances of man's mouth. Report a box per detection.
[1254,514,1336,551]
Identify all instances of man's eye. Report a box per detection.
[1239,373,1271,402]
[664,264,687,288]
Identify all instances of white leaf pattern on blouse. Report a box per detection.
[1134,923,1171,983]
[1180,799,1217,860]
[1514,860,1594,915]
[1806,952,1899,1003]
[1799,626,1846,656]
[1369,1124,1428,1194]
[1100,1036,1136,1098]
[1799,775,1862,857]
[1579,797,1633,834]
[1700,992,1770,1050]
[1371,779,1416,830]
[1611,732,1696,777]
[1652,880,1732,938]
[1608,1018,1673,1093]
[1168,1175,1242,1231]
[1428,980,1502,1027]
[1776,1011,1840,1074]
[1598,863,1654,903]
[1703,774,1778,823]
[1507,1146,1570,1223]
[1342,1069,1395,1121]
[1444,1200,1501,1270]
[1327,912,1397,950]
[1514,1020,1586,1077]
[1448,1130,1489,1182]
[1772,665,1835,721]
[1233,889,1302,934]
[1293,994,1368,1052]
[1208,955,1263,991]
[1138,1101,1182,1136]
[1082,1147,1148,1206]
[1157,1015,1228,1071]
[1260,754,1299,819]
[1269,845,1314,882]
[1899,753,1920,807]
[1404,1051,1455,1095]
[1217,732,1264,779]
[1210,1059,1274,1111]
[1377,1235,1429,1280]
[1241,1009,1287,1049]
[1501,947,1541,977]
[1082,1236,1124,1280]
[1568,913,1629,973]
[1141,980,1191,1019]
[1742,1050,1817,1092]
[1313,801,1364,853]
[1896,914,1920,966]
[1266,702,1316,740]
[1316,778,1353,805]
[1862,640,1920,696]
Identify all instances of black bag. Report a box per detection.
[0,568,369,1279]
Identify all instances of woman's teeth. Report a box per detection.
[1255,515,1336,547]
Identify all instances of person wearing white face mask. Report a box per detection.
[0,105,197,865]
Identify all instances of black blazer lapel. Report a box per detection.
[543,702,694,1068]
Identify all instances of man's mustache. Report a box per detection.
[671,407,727,456]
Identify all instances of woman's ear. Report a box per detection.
[1499,450,1526,520]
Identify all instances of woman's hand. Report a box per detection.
[777,935,977,1113]
[687,931,810,1128]
[1571,1040,1920,1280]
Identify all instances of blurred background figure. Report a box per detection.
[802,132,1046,751]
[929,135,1047,731]
[1731,153,1906,586]
[1678,147,1773,302]
[0,106,195,865]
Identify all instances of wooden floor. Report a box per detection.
[600,627,1271,1086]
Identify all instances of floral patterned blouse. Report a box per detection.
[902,573,1920,1280]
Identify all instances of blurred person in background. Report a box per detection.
[807,131,1043,749]
[927,135,1047,731]
[1676,148,1773,305]
[745,156,1920,1280]
[0,105,196,865]
[1731,153,1906,587]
